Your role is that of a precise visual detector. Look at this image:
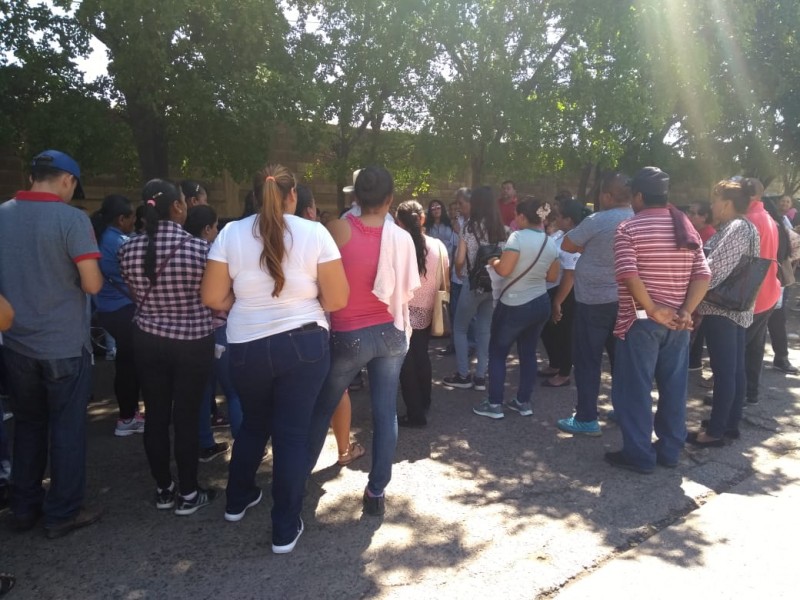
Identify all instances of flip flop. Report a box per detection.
[542,378,571,388]
[337,442,366,466]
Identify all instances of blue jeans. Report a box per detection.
[704,315,746,437]
[199,325,243,447]
[611,320,689,469]
[454,283,493,378]
[2,347,92,526]
[308,322,408,496]
[572,301,618,421]
[226,324,330,546]
[488,294,551,405]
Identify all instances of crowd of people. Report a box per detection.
[0,149,797,569]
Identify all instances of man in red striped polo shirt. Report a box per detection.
[605,167,711,474]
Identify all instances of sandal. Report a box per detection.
[337,442,366,466]
[0,573,15,597]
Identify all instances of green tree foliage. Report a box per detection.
[76,0,300,181]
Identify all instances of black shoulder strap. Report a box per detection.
[498,235,548,301]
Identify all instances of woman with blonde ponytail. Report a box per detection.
[202,164,347,554]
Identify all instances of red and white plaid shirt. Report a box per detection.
[118,220,212,340]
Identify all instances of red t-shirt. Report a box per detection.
[497,197,518,228]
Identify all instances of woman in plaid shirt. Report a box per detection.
[119,179,216,516]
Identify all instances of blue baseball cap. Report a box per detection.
[31,150,85,199]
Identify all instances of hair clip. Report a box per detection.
[265,175,276,182]
[146,199,156,206]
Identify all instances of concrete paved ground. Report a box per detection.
[3,322,799,599]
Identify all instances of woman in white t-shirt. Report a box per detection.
[201,164,348,554]
[473,198,560,420]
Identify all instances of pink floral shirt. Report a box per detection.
[409,236,449,329]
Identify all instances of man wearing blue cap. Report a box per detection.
[0,150,105,538]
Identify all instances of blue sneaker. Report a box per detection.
[473,399,504,419]
[557,415,602,436]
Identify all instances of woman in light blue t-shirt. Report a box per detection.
[473,198,560,420]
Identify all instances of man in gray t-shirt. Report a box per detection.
[0,150,104,538]
[556,173,633,436]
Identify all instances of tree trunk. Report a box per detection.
[577,162,594,203]
[125,97,169,181]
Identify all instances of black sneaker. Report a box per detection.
[700,419,740,439]
[773,359,799,374]
[472,377,486,391]
[362,490,385,516]
[442,373,473,389]
[199,442,230,463]
[174,488,216,516]
[155,483,176,510]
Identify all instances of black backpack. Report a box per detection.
[467,242,503,293]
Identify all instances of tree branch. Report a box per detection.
[519,29,571,97]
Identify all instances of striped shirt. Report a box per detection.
[613,208,711,339]
[118,220,212,340]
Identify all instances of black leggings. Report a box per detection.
[399,327,432,422]
[540,287,575,377]
[133,327,214,495]
[96,304,140,420]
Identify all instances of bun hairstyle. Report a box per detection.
[516,197,552,225]
[180,180,206,202]
[396,200,428,277]
[467,185,506,243]
[252,164,296,297]
[354,166,393,209]
[713,179,750,214]
[91,194,133,241]
[558,198,592,226]
[141,179,182,284]
[184,204,218,238]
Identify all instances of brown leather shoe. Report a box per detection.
[45,506,104,540]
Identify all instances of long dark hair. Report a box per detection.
[466,185,505,243]
[425,199,451,233]
[252,164,295,297]
[141,179,182,284]
[91,194,132,241]
[180,180,206,204]
[396,200,428,277]
[558,198,592,227]
[295,184,315,219]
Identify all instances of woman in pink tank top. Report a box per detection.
[307,167,418,517]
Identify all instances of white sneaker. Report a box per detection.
[115,414,145,437]
[272,518,304,554]
[224,489,263,522]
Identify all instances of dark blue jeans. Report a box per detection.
[572,301,618,421]
[704,315,746,437]
[199,324,243,447]
[488,294,551,405]
[308,322,407,496]
[226,325,330,546]
[611,320,689,470]
[3,346,92,526]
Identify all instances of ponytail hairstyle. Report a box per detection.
[91,194,133,242]
[354,166,394,209]
[516,197,552,226]
[141,179,182,285]
[558,198,592,227]
[184,204,218,238]
[252,164,295,297]
[396,200,428,277]
[467,185,506,243]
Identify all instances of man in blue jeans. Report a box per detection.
[605,167,710,474]
[0,150,105,538]
[557,172,633,436]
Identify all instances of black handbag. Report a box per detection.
[704,220,772,311]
